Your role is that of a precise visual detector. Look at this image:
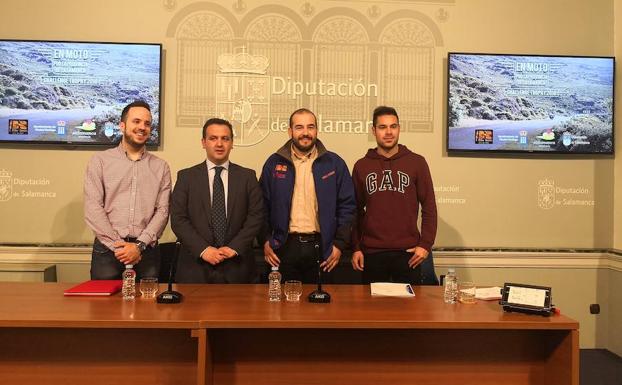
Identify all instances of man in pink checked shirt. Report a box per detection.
[84,100,171,280]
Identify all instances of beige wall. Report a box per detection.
[0,0,617,248]
[0,0,620,353]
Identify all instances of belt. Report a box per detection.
[289,232,319,243]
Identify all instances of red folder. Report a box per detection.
[64,280,123,296]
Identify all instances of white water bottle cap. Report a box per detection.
[126,264,134,269]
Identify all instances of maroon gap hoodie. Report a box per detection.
[351,144,437,253]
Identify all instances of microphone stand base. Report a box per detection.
[308,289,331,303]
[156,290,183,304]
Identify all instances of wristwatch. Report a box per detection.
[136,241,147,253]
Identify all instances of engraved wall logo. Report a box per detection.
[537,178,594,209]
[434,184,466,205]
[216,48,271,146]
[537,179,555,210]
[214,47,381,145]
[0,169,12,202]
[0,169,55,202]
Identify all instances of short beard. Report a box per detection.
[292,137,316,153]
[123,131,146,150]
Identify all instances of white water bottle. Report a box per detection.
[443,268,458,304]
[268,266,282,302]
[122,264,136,300]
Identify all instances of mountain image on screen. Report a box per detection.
[447,53,614,153]
[0,40,161,145]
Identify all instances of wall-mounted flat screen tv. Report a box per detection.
[447,53,614,154]
[0,39,162,145]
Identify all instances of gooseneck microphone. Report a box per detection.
[308,243,331,303]
[157,241,183,304]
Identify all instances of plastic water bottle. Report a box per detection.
[443,267,458,304]
[122,264,136,300]
[268,266,282,302]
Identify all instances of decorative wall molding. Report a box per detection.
[0,246,91,264]
[433,250,622,272]
[1,246,621,272]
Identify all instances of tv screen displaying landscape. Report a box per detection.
[0,39,161,145]
[447,53,614,154]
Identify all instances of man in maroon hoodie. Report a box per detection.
[351,106,437,284]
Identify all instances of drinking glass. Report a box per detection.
[459,281,476,304]
[139,277,158,299]
[284,280,302,302]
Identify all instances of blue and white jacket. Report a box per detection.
[259,139,355,260]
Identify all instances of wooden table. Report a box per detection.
[0,283,578,385]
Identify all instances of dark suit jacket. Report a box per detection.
[171,161,263,283]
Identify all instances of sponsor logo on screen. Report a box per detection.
[474,129,493,144]
[8,120,28,135]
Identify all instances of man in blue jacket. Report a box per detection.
[260,108,355,283]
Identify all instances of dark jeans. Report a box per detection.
[420,250,439,285]
[362,250,422,285]
[276,234,333,284]
[90,238,160,280]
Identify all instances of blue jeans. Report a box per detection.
[90,238,160,280]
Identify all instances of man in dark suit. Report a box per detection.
[171,118,263,283]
